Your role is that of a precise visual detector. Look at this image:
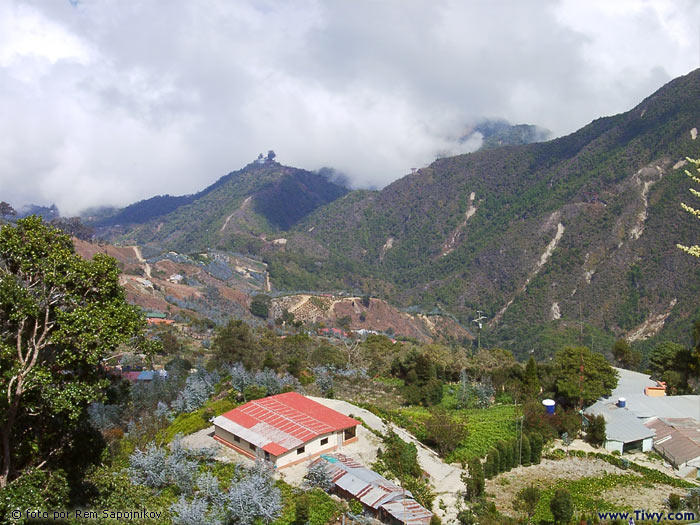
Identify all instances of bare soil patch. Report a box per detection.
[486,458,632,517]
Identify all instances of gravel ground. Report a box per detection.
[486,457,634,517]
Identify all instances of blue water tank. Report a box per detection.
[617,397,626,408]
[542,399,555,415]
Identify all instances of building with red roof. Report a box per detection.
[212,392,360,469]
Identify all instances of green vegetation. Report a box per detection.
[396,404,520,463]
[0,217,147,492]
[275,484,344,525]
[373,431,435,509]
[159,398,236,443]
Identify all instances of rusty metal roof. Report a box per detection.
[311,454,433,522]
[382,498,434,524]
[646,418,700,467]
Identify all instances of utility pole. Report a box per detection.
[472,310,487,351]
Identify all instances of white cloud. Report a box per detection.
[1,0,699,215]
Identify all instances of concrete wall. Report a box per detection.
[642,437,653,452]
[276,430,343,468]
[214,425,263,461]
[214,423,359,469]
[604,440,623,454]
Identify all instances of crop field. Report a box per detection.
[394,403,521,463]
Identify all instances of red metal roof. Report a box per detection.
[220,392,360,455]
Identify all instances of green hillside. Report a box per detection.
[100,159,348,254]
[269,69,700,357]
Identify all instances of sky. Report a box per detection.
[1,0,699,215]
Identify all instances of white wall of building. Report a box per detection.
[276,430,344,468]
[604,440,623,454]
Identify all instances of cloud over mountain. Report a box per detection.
[1,0,698,214]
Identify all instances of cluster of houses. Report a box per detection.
[212,392,433,524]
[583,368,700,478]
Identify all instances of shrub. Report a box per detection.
[463,458,485,501]
[549,488,574,524]
[584,414,606,447]
[668,493,682,512]
[304,461,334,492]
[224,461,282,524]
[529,433,543,464]
[423,408,468,457]
[520,435,531,466]
[0,470,70,521]
[170,495,219,525]
[514,484,540,522]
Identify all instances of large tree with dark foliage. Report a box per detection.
[0,217,145,488]
[553,346,618,406]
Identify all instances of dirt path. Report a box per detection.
[221,196,252,232]
[132,246,151,278]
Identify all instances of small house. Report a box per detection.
[212,392,359,469]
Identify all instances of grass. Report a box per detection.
[159,398,237,442]
[392,403,520,463]
[274,484,345,525]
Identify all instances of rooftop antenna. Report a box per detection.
[472,310,487,351]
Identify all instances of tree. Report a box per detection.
[0,202,16,219]
[515,485,540,523]
[0,217,145,488]
[463,458,484,501]
[294,493,310,525]
[529,433,543,464]
[484,448,499,479]
[611,339,641,370]
[522,356,540,399]
[212,320,258,368]
[520,435,531,466]
[584,414,606,448]
[553,347,618,406]
[677,157,700,257]
[224,461,282,524]
[549,488,574,524]
[266,150,276,162]
[250,294,271,319]
[49,217,94,241]
[424,408,468,456]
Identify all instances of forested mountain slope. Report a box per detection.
[99,159,348,254]
[271,69,700,356]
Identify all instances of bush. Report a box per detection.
[514,484,540,522]
[520,435,531,466]
[304,461,334,492]
[668,493,682,512]
[0,470,70,521]
[529,433,543,464]
[224,462,282,524]
[463,458,485,501]
[485,449,499,479]
[549,488,574,524]
[423,408,468,457]
[584,414,606,447]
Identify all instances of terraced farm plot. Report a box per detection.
[395,404,520,463]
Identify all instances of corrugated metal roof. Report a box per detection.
[645,418,700,467]
[216,393,359,455]
[585,401,654,443]
[310,454,432,523]
[620,394,700,421]
[381,498,433,524]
